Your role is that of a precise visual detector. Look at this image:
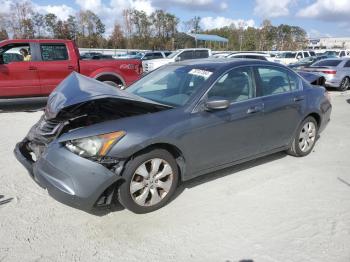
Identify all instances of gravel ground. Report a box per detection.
[0,91,350,262]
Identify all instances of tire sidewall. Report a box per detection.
[118,149,179,214]
[339,77,350,91]
[293,116,318,157]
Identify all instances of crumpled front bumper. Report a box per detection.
[14,140,123,211]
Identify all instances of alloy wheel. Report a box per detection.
[298,122,317,152]
[130,158,174,207]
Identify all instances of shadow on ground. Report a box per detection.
[93,152,286,216]
[0,195,13,206]
[0,97,47,113]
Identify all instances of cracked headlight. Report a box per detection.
[65,131,126,158]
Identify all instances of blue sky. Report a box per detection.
[3,0,350,38]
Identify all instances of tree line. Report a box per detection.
[0,1,308,51]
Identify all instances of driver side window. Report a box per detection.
[207,66,255,103]
[1,44,31,64]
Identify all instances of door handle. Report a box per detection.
[294,96,305,102]
[28,66,37,70]
[247,104,264,114]
[67,65,74,70]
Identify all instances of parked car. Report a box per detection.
[140,51,172,60]
[143,48,211,73]
[0,39,142,98]
[113,51,144,60]
[80,52,115,60]
[275,51,314,65]
[318,50,350,58]
[288,55,333,69]
[302,58,350,91]
[15,59,331,213]
[226,52,275,61]
[212,52,233,58]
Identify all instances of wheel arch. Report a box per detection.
[125,142,186,182]
[306,112,321,127]
[94,72,126,87]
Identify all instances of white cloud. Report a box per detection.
[201,17,256,30]
[254,0,294,18]
[34,4,75,21]
[153,0,228,12]
[297,0,350,21]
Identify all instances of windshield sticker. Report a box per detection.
[188,69,213,78]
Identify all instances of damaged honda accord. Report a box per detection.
[15,59,332,214]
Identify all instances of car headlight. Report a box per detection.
[65,131,125,158]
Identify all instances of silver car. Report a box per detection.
[303,58,350,91]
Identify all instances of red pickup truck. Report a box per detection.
[0,39,142,98]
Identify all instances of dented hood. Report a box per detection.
[45,72,170,119]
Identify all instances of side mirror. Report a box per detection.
[297,55,302,60]
[205,98,230,111]
[175,56,181,62]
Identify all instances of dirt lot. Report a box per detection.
[1,91,350,262]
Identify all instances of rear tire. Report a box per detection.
[118,149,179,214]
[339,77,350,91]
[287,116,318,157]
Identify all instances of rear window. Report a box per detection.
[312,60,342,67]
[40,44,68,61]
[195,50,209,59]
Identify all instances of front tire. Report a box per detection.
[118,149,179,213]
[287,116,318,157]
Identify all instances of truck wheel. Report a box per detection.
[96,75,124,89]
[103,80,118,87]
[118,149,179,214]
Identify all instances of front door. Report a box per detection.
[180,66,265,173]
[0,43,41,98]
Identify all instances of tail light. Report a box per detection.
[321,70,336,75]
[136,63,143,75]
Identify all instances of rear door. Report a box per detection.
[254,65,304,152]
[0,42,41,97]
[31,43,77,95]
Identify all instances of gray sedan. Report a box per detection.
[303,58,350,91]
[15,59,332,213]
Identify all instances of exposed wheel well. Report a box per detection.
[96,74,124,86]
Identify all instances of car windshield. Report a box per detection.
[312,60,342,67]
[126,65,215,107]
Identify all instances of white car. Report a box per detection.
[226,52,275,62]
[143,48,212,73]
[275,51,315,65]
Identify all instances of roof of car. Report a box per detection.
[173,58,278,68]
[229,52,269,56]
